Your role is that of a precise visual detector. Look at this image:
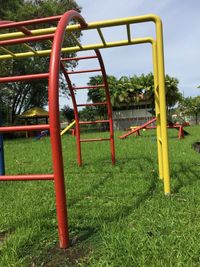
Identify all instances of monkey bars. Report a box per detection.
[0,10,170,249]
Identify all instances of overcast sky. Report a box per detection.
[63,0,200,107]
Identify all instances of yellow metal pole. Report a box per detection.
[0,37,154,60]
[152,41,163,180]
[154,18,170,195]
[60,120,75,136]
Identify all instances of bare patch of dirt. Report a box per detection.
[0,231,8,247]
[193,142,200,153]
[43,244,92,267]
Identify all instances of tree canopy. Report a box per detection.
[0,0,81,124]
[87,73,182,112]
[179,96,200,124]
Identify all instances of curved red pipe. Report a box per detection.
[60,63,82,166]
[48,10,87,249]
[94,49,115,164]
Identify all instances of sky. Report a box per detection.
[62,0,200,107]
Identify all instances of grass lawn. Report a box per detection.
[0,126,200,266]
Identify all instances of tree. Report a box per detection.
[180,96,200,125]
[0,0,81,124]
[87,73,182,114]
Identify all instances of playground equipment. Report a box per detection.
[120,118,189,139]
[0,10,170,248]
[60,120,75,136]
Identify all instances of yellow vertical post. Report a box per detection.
[155,18,170,195]
[152,41,163,180]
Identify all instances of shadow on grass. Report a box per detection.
[172,162,200,194]
[1,156,159,266]
[68,155,158,237]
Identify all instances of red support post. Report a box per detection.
[48,10,87,248]
[95,49,115,164]
[60,63,82,167]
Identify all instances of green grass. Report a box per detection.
[0,126,200,266]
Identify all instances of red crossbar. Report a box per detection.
[61,55,97,61]
[77,102,107,107]
[0,73,49,83]
[79,120,109,125]
[80,138,110,142]
[0,124,49,133]
[0,34,54,46]
[67,69,101,74]
[0,174,54,181]
[0,15,62,29]
[73,84,105,90]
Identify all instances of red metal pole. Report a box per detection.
[95,49,115,164]
[60,63,82,167]
[0,73,49,83]
[67,68,101,74]
[0,124,49,133]
[0,174,54,181]
[48,10,87,249]
[0,15,63,29]
[61,55,97,61]
[0,34,54,46]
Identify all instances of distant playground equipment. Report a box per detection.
[20,107,49,138]
[119,118,190,140]
[35,129,49,140]
[0,10,170,248]
[60,120,76,136]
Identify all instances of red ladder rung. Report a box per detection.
[0,124,50,133]
[77,102,107,107]
[0,174,54,181]
[80,138,110,142]
[0,73,49,83]
[79,120,109,125]
[67,69,101,75]
[73,84,105,90]
[61,55,97,62]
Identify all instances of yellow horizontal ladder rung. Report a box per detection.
[0,46,15,57]
[68,32,82,48]
[126,24,131,43]
[97,28,107,46]
[23,43,38,55]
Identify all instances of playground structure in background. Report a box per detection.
[119,117,190,139]
[0,10,170,249]
[60,120,76,136]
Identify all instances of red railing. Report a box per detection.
[0,10,88,249]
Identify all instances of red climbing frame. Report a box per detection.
[61,49,115,166]
[0,10,91,249]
